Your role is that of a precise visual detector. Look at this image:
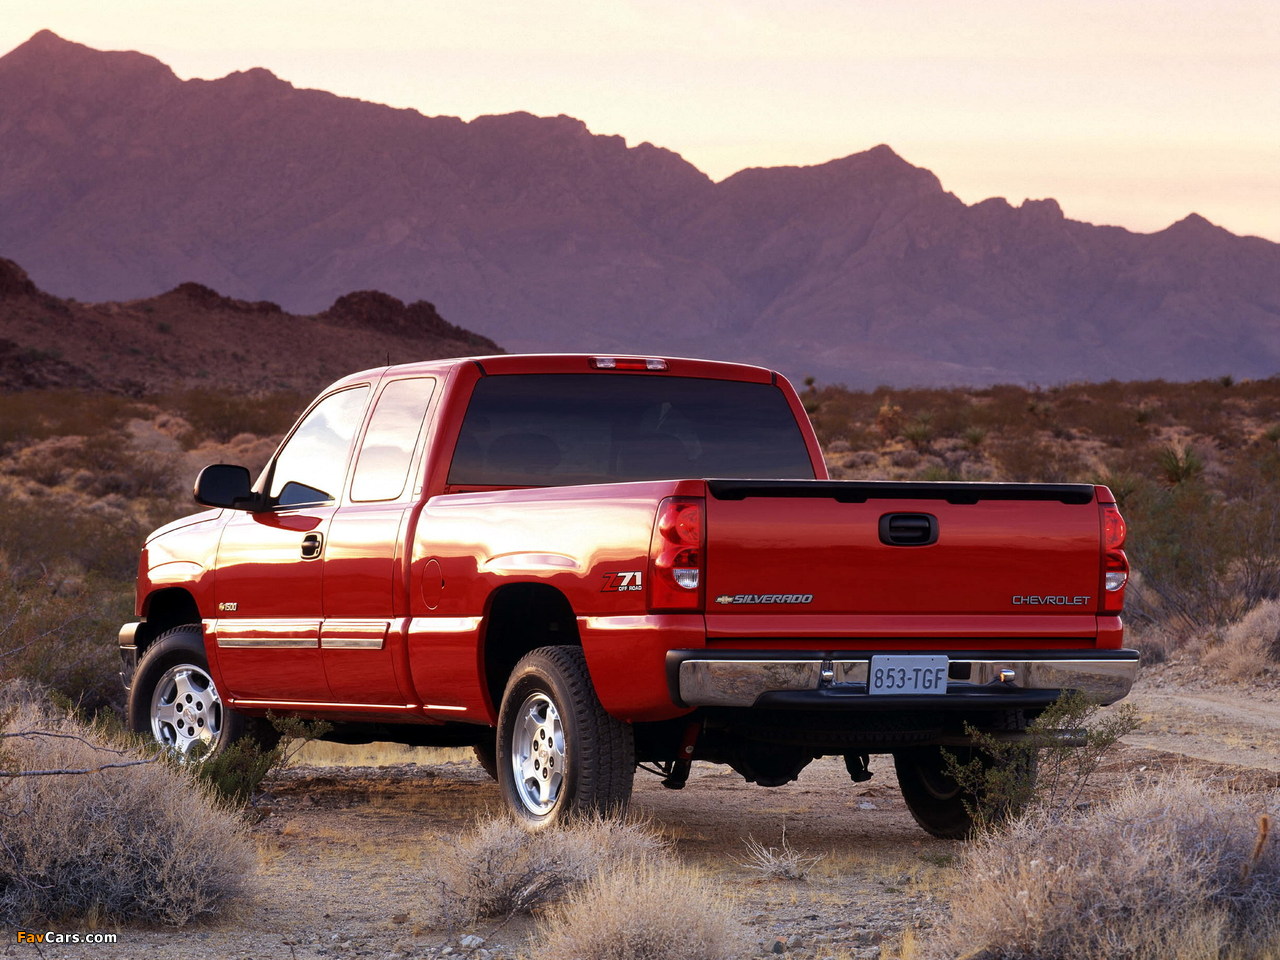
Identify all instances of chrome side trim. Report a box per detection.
[678,656,1139,707]
[213,618,319,649]
[409,616,484,634]
[218,638,317,649]
[321,638,385,650]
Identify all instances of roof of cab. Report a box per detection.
[321,353,781,392]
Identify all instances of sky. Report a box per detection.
[5,0,1279,241]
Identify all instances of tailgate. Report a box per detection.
[703,479,1104,641]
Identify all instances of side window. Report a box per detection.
[350,378,436,502]
[270,386,369,507]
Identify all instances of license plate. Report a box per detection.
[868,655,949,695]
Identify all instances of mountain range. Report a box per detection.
[0,257,498,394]
[2,29,1279,387]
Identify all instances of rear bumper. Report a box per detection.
[668,648,1140,709]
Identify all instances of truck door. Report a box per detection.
[212,385,370,702]
[321,377,436,705]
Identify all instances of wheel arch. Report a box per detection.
[137,587,202,656]
[480,582,580,716]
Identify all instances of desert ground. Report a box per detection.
[6,668,1276,960]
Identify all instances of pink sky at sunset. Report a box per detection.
[5,0,1278,241]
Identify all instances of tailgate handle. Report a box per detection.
[879,513,938,546]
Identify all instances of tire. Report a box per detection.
[893,744,1036,840]
[127,624,252,761]
[496,646,635,828]
[473,736,498,781]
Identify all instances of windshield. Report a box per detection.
[448,374,814,487]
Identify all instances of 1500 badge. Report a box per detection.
[716,594,814,605]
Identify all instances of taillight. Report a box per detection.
[1101,503,1128,612]
[648,496,704,611]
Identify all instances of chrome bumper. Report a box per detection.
[675,653,1139,708]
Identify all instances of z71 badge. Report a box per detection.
[715,594,814,605]
[601,571,644,592]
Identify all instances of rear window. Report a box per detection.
[447,374,815,487]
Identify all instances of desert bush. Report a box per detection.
[0,492,170,582]
[921,778,1280,960]
[425,815,665,929]
[0,696,254,926]
[1157,443,1205,485]
[946,691,1141,831]
[0,549,130,715]
[1225,599,1280,660]
[902,414,935,451]
[991,435,1085,482]
[1202,633,1280,682]
[161,387,305,447]
[1122,619,1180,666]
[1202,599,1280,681]
[1125,478,1280,629]
[532,860,750,960]
[0,389,145,446]
[190,713,332,806]
[734,822,825,880]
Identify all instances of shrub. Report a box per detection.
[0,696,253,926]
[946,691,1141,831]
[734,822,825,880]
[1224,598,1280,662]
[161,388,305,447]
[424,815,665,929]
[1157,444,1205,485]
[532,860,750,960]
[921,778,1280,960]
[991,435,1085,482]
[0,549,131,715]
[1203,599,1280,681]
[0,389,144,446]
[1125,479,1280,629]
[190,713,332,807]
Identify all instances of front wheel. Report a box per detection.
[127,624,252,761]
[496,646,634,827]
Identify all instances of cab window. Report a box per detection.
[350,378,436,502]
[270,386,369,507]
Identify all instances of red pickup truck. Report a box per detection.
[120,354,1137,837]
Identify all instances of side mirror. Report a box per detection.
[194,464,258,510]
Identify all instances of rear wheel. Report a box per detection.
[496,646,634,827]
[893,744,1036,839]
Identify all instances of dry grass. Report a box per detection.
[1203,633,1280,682]
[532,859,751,960]
[1205,600,1280,681]
[423,815,667,929]
[734,822,827,880]
[0,695,254,926]
[921,778,1280,960]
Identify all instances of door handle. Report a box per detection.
[301,532,324,559]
